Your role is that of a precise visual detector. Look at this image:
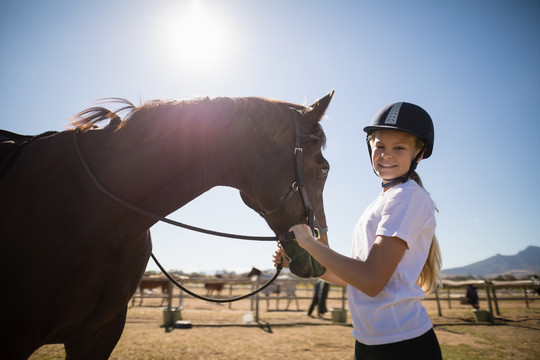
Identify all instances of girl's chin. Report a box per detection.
[378,172,407,181]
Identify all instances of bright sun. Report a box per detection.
[160,2,230,71]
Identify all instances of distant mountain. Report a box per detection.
[441,246,540,278]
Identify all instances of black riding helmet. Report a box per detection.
[363,102,434,188]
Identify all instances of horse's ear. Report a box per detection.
[305,90,334,122]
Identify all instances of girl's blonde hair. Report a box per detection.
[410,171,442,293]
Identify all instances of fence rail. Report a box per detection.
[132,276,347,318]
[132,276,539,324]
[429,279,539,322]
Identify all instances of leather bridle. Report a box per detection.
[73,108,325,302]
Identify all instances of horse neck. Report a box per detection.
[85,104,267,222]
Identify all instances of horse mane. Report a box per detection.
[71,97,326,149]
[71,98,136,131]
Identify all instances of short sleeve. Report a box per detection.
[376,187,434,247]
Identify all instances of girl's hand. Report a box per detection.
[273,248,289,268]
[289,224,317,248]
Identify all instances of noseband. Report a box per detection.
[73,108,325,302]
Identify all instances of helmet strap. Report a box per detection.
[381,177,407,189]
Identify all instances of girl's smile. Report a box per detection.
[370,129,421,187]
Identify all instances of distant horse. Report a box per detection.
[249,267,299,311]
[465,284,480,310]
[1,92,333,359]
[131,277,170,307]
[204,282,226,296]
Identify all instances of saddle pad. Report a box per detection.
[0,130,57,178]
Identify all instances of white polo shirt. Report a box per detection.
[348,180,436,345]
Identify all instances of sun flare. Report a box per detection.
[160,2,231,71]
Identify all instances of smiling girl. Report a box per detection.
[275,102,442,359]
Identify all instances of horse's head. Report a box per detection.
[239,91,334,278]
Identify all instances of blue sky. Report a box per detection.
[1,0,539,274]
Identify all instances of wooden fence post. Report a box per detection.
[254,280,260,323]
[341,286,346,309]
[491,285,500,316]
[435,287,442,316]
[485,281,494,324]
[250,279,256,311]
[167,281,173,311]
[178,281,184,309]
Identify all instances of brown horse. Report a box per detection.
[0,92,333,359]
[131,277,170,307]
[204,281,226,296]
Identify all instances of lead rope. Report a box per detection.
[74,130,286,303]
[149,113,317,302]
[74,131,281,241]
[74,129,300,241]
[145,231,282,303]
[151,252,282,303]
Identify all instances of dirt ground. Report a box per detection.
[29,288,540,359]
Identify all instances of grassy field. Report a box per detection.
[29,286,540,359]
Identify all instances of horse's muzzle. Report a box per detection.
[278,231,326,278]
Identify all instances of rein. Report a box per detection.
[73,109,319,303]
[147,232,282,303]
[73,131,287,241]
